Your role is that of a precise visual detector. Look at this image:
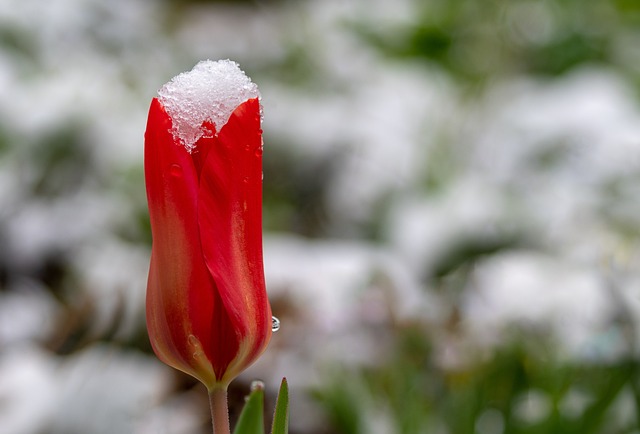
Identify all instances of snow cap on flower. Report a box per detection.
[158,59,260,152]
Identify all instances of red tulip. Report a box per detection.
[144,61,272,390]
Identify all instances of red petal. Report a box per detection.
[145,98,222,387]
[197,98,272,380]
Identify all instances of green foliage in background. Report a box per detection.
[315,324,640,434]
[351,0,640,83]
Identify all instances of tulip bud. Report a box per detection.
[144,60,272,390]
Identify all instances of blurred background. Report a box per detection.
[2,0,640,433]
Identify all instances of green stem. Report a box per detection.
[209,387,231,434]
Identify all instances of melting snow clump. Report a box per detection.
[158,59,260,152]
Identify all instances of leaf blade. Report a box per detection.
[271,378,289,434]
[233,383,265,434]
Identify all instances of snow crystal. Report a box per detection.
[158,59,260,152]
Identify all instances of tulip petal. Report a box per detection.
[145,98,226,387]
[197,97,272,382]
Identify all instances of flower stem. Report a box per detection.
[209,387,231,434]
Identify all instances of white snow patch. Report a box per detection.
[0,346,57,434]
[158,59,260,151]
[247,234,440,392]
[462,251,615,359]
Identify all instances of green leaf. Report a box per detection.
[233,382,265,434]
[271,378,289,434]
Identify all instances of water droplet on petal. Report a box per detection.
[193,350,204,359]
[188,334,199,347]
[169,164,182,177]
[271,316,280,332]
